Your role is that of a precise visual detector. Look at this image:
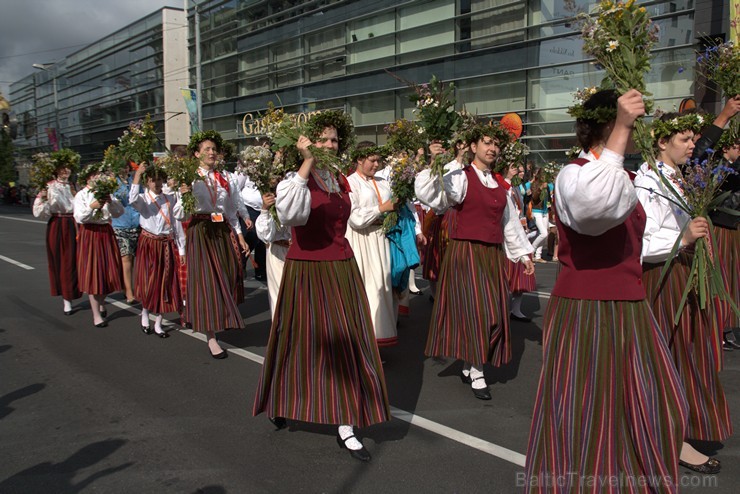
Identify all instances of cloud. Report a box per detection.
[0,0,182,100]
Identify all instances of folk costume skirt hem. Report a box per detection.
[46,215,81,300]
[253,257,391,428]
[77,223,123,296]
[134,230,182,314]
[505,254,536,294]
[524,297,688,494]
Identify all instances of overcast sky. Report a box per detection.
[0,0,184,103]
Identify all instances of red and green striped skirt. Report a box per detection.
[76,223,123,296]
[186,218,244,333]
[253,257,391,427]
[425,239,510,367]
[505,255,536,294]
[714,224,739,329]
[46,214,81,300]
[421,209,456,282]
[134,230,181,315]
[644,256,732,441]
[525,297,688,493]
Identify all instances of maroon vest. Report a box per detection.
[450,166,506,244]
[286,173,354,261]
[552,159,646,301]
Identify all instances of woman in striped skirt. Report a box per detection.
[173,131,249,359]
[73,164,125,328]
[525,89,688,492]
[32,151,82,315]
[253,112,390,462]
[415,123,534,401]
[255,191,291,318]
[129,163,185,338]
[635,111,729,474]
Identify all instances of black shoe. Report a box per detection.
[94,321,108,328]
[409,289,423,295]
[722,341,734,352]
[510,313,532,322]
[210,348,228,360]
[141,325,153,335]
[471,376,491,400]
[269,416,287,430]
[460,371,472,385]
[100,309,107,318]
[679,457,721,475]
[64,310,74,316]
[723,333,740,349]
[336,433,371,462]
[184,322,192,329]
[155,330,169,339]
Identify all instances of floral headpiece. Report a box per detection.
[78,162,109,184]
[651,111,708,141]
[187,130,227,156]
[305,110,355,155]
[465,122,512,148]
[567,87,617,123]
[350,144,385,163]
[142,163,168,182]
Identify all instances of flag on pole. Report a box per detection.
[181,88,200,134]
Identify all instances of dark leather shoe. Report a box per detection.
[155,330,169,339]
[100,309,107,318]
[511,313,532,322]
[94,321,108,328]
[679,457,721,474]
[64,309,75,316]
[142,325,153,335]
[471,376,491,400]
[210,348,228,360]
[409,289,423,295]
[460,371,472,385]
[269,416,287,430]
[336,434,371,462]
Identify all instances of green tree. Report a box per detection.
[0,128,15,183]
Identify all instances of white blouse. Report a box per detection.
[347,172,392,230]
[73,187,125,224]
[172,167,242,235]
[274,169,342,227]
[32,180,75,220]
[633,162,689,264]
[128,184,186,256]
[415,162,533,262]
[554,148,637,236]
[255,209,292,244]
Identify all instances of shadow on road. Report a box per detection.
[0,383,45,420]
[0,438,132,493]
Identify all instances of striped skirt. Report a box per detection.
[186,218,245,333]
[505,255,536,294]
[46,215,81,300]
[714,225,739,329]
[644,256,732,441]
[421,209,456,282]
[253,258,391,427]
[525,297,688,493]
[134,230,182,314]
[76,223,124,296]
[425,239,510,367]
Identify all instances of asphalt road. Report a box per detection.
[0,203,738,493]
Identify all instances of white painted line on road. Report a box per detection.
[391,406,527,467]
[523,290,551,298]
[0,215,46,225]
[0,254,34,270]
[104,296,527,467]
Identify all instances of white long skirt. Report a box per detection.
[346,224,398,346]
[266,242,289,318]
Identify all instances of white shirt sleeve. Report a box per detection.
[275,172,311,227]
[414,163,468,214]
[32,195,50,220]
[502,194,535,262]
[634,169,686,263]
[555,148,637,236]
[255,210,277,243]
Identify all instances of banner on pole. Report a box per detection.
[181,88,200,134]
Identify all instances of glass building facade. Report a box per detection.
[9,8,188,164]
[193,0,701,163]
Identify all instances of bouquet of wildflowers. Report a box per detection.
[239,145,289,224]
[385,119,427,156]
[648,154,740,323]
[29,153,55,191]
[382,154,418,233]
[117,114,157,169]
[566,146,583,160]
[696,39,740,97]
[496,140,530,174]
[578,0,659,167]
[542,161,564,184]
[158,153,202,214]
[88,172,119,219]
[409,75,462,145]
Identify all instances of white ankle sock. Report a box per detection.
[470,366,487,389]
[338,425,363,450]
[141,309,150,327]
[63,299,72,311]
[154,314,164,334]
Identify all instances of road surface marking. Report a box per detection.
[0,254,34,270]
[0,215,46,225]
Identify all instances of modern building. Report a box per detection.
[8,0,730,170]
[9,7,188,165]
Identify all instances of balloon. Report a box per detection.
[500,113,523,139]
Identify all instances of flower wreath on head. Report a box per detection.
[350,144,385,163]
[717,122,740,151]
[567,86,617,123]
[465,122,513,149]
[51,148,81,175]
[304,110,355,156]
[141,163,168,182]
[78,162,109,184]
[651,111,708,142]
[187,130,227,157]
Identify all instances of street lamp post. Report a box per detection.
[32,63,61,150]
